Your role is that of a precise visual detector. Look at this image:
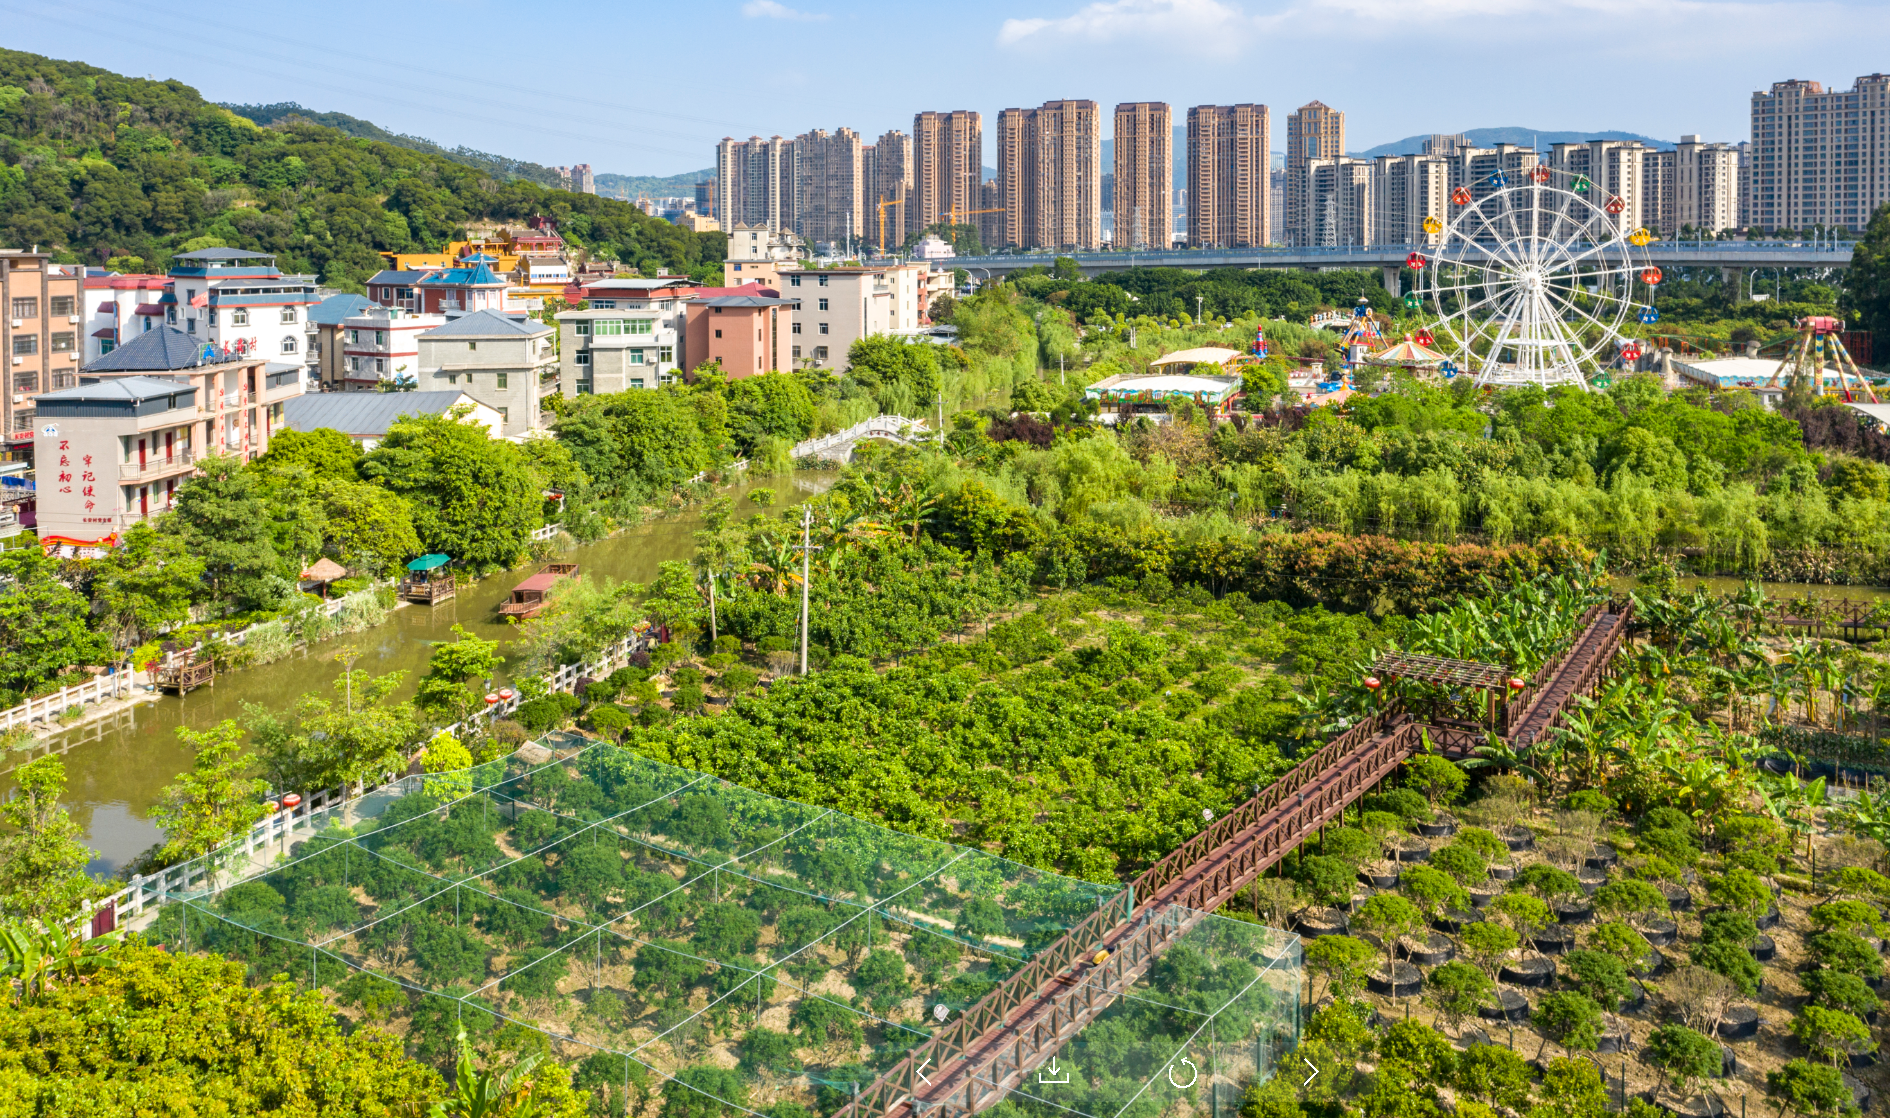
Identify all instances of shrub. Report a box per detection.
[1639,806,1695,837]
[1306,999,1376,1060]
[1358,809,1408,838]
[1826,866,1890,901]
[1456,1044,1533,1109]
[1564,790,1613,816]
[1378,1019,1457,1080]
[1637,828,1701,867]
[1459,921,1521,977]
[1592,879,1669,922]
[1321,827,1378,867]
[1304,935,1377,1000]
[1423,960,1492,1032]
[1699,910,1759,948]
[1562,949,1634,1012]
[1353,893,1424,975]
[1802,969,1879,1019]
[1405,754,1468,807]
[1810,900,1886,938]
[514,692,581,733]
[1706,867,1772,918]
[1644,1024,1722,1097]
[1792,1006,1876,1067]
[662,1066,749,1118]
[1364,788,1431,822]
[1690,940,1763,995]
[1587,921,1650,970]
[1296,855,1357,908]
[1490,892,1554,940]
[1531,991,1604,1055]
[1767,1059,1859,1117]
[1512,863,1581,902]
[1430,843,1487,886]
[1399,865,1468,919]
[1456,827,1509,861]
[1809,931,1883,979]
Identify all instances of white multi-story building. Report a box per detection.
[1548,141,1650,232]
[416,310,558,437]
[780,263,925,369]
[1371,155,1450,246]
[162,248,318,366]
[1305,158,1373,246]
[82,272,171,365]
[1748,75,1890,233]
[557,305,683,396]
[1642,137,1743,235]
[339,306,445,390]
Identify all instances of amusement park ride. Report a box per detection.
[1761,316,1878,402]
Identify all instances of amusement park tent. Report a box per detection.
[1084,372,1243,405]
[1147,347,1244,368]
[1366,338,1448,368]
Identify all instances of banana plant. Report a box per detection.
[430,1027,545,1118]
[1832,784,1890,847]
[2,923,120,1004]
[1462,732,1546,785]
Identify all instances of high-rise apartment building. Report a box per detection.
[1422,136,1538,204]
[1548,140,1649,230]
[1642,137,1742,235]
[912,111,983,239]
[1269,169,1286,244]
[1371,155,1450,245]
[996,100,1103,251]
[1186,104,1271,248]
[1307,158,1373,246]
[1286,102,1345,245]
[1749,75,1890,233]
[1113,103,1173,250]
[716,136,793,232]
[869,129,913,251]
[792,128,865,251]
[978,180,1003,251]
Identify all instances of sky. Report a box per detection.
[9,0,1890,179]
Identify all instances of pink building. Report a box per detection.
[683,295,798,380]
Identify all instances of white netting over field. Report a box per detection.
[140,738,1300,1118]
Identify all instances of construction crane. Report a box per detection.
[876,199,903,255]
[940,205,1003,229]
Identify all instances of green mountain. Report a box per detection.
[0,50,723,287]
[220,102,569,190]
[1354,127,1673,158]
[594,171,714,201]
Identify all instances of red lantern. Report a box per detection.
[1640,267,1663,285]
[1406,252,1427,270]
[1364,676,1382,691]
[484,692,501,705]
[1451,187,1472,205]
[1530,166,1550,184]
[282,793,302,810]
[499,688,515,702]
[1507,678,1525,691]
[1605,195,1627,215]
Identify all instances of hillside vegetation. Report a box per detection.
[0,50,723,286]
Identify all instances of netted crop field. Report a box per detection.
[139,738,1301,1118]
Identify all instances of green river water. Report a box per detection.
[13,471,832,878]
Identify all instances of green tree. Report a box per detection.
[1458,919,1520,978]
[1404,754,1468,806]
[1561,949,1634,1012]
[0,546,110,701]
[1354,892,1423,982]
[1793,1006,1877,1067]
[1296,854,1357,908]
[248,670,421,795]
[1401,865,1469,922]
[1530,991,1604,1058]
[1644,1024,1722,1100]
[257,427,362,478]
[728,372,816,453]
[85,522,203,656]
[1842,202,1890,341]
[1767,1058,1859,1118]
[1303,934,1376,1000]
[1458,1044,1533,1109]
[1528,1057,1610,1118]
[0,936,443,1113]
[0,757,107,923]
[1424,959,1492,1033]
[320,476,421,577]
[150,719,269,864]
[359,411,540,572]
[166,452,284,607]
[416,624,506,726]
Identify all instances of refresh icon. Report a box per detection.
[1166,1056,1198,1089]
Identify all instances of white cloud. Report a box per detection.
[742,0,828,20]
[997,0,1256,53]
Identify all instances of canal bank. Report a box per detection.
[10,471,833,877]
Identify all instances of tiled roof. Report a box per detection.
[368,270,434,285]
[173,247,274,261]
[81,326,204,371]
[694,296,799,308]
[422,309,547,338]
[283,391,481,437]
[418,262,506,287]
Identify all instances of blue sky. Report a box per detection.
[10,0,1890,178]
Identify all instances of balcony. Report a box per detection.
[122,449,197,482]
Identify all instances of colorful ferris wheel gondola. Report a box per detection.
[1639,306,1660,325]
[1640,267,1663,286]
[1530,166,1551,184]
[1451,186,1473,205]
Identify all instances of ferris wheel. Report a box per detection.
[1407,166,1655,390]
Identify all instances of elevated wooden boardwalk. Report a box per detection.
[842,601,1633,1118]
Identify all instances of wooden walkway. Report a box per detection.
[842,601,1633,1118]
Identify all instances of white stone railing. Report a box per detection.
[0,672,139,733]
[790,415,928,462]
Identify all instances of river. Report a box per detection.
[21,471,832,878]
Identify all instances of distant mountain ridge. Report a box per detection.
[1354,127,1674,158]
[594,171,715,201]
[220,102,569,188]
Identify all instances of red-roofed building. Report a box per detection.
[84,273,170,365]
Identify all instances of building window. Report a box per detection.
[280,307,298,324]
[49,296,73,317]
[574,352,591,366]
[577,380,594,394]
[375,358,385,374]
[50,332,74,352]
[819,323,829,335]
[788,275,802,287]
[593,300,616,309]
[817,298,829,311]
[792,345,802,359]
[349,329,359,343]
[231,309,248,326]
[575,321,591,335]
[99,339,116,356]
[791,321,802,334]
[495,370,508,389]
[630,379,646,389]
[14,372,35,392]
[658,346,673,363]
[375,330,386,345]
[468,342,477,350]
[350,357,360,372]
[631,350,646,365]
[714,329,723,339]
[813,346,829,360]
[496,407,508,423]
[166,306,177,324]
[208,309,218,326]
[281,336,297,353]
[10,298,36,320]
[817,275,829,287]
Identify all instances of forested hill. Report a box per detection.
[219,101,568,191]
[0,50,725,287]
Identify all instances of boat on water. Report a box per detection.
[498,563,579,620]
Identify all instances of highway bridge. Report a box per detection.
[838,599,1635,1118]
[948,240,1855,289]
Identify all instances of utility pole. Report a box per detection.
[797,506,821,675]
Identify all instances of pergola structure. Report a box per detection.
[1368,652,1518,727]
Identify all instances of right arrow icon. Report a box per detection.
[1302,1057,1319,1087]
